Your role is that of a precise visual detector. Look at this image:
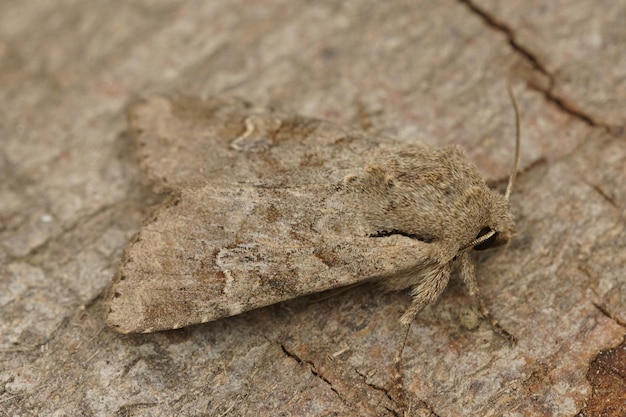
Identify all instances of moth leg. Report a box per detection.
[400,264,451,325]
[388,321,410,410]
[459,251,517,344]
[458,251,489,317]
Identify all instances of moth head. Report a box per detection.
[469,191,515,251]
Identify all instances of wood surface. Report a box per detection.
[1,1,624,415]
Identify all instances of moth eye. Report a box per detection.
[473,227,499,251]
[476,227,491,239]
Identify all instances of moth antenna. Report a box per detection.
[504,81,521,201]
[464,229,496,250]
[462,82,521,251]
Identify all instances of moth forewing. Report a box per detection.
[105,90,521,334]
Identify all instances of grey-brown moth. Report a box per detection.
[105,91,520,334]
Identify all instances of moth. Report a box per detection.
[105,89,520,334]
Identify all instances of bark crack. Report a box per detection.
[353,369,401,417]
[584,180,619,210]
[578,265,626,328]
[592,302,626,328]
[457,0,611,130]
[458,0,548,76]
[279,344,350,408]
